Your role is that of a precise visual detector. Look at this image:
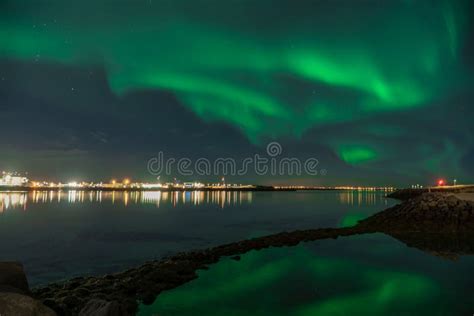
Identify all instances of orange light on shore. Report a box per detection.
[438,179,445,186]
[123,179,130,185]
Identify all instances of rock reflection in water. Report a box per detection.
[388,232,474,260]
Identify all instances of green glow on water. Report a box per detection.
[339,214,367,228]
[137,244,443,316]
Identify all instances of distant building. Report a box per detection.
[183,182,194,189]
[183,182,205,189]
[0,172,29,187]
[141,183,163,189]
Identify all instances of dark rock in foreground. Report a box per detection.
[0,262,56,316]
[0,292,56,316]
[30,192,474,315]
[0,262,30,295]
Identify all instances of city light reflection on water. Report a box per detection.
[338,190,389,206]
[0,190,255,211]
[0,189,389,212]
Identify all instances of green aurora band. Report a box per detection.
[1,0,473,174]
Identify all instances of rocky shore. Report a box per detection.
[3,192,474,315]
[387,185,474,200]
[360,193,474,233]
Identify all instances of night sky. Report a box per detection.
[1,0,473,186]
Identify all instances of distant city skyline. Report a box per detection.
[0,168,462,189]
[1,0,473,186]
[0,170,400,191]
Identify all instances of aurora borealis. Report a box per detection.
[1,0,473,184]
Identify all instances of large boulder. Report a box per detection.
[0,292,56,316]
[0,262,30,295]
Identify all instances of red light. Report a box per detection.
[438,179,445,186]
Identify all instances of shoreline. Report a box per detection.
[387,185,474,200]
[3,190,474,315]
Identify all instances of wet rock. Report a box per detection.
[42,298,67,316]
[0,292,56,316]
[74,287,90,297]
[61,295,83,308]
[78,299,129,316]
[138,290,155,305]
[0,262,30,295]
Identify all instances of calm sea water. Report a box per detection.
[0,190,391,286]
[3,190,472,315]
